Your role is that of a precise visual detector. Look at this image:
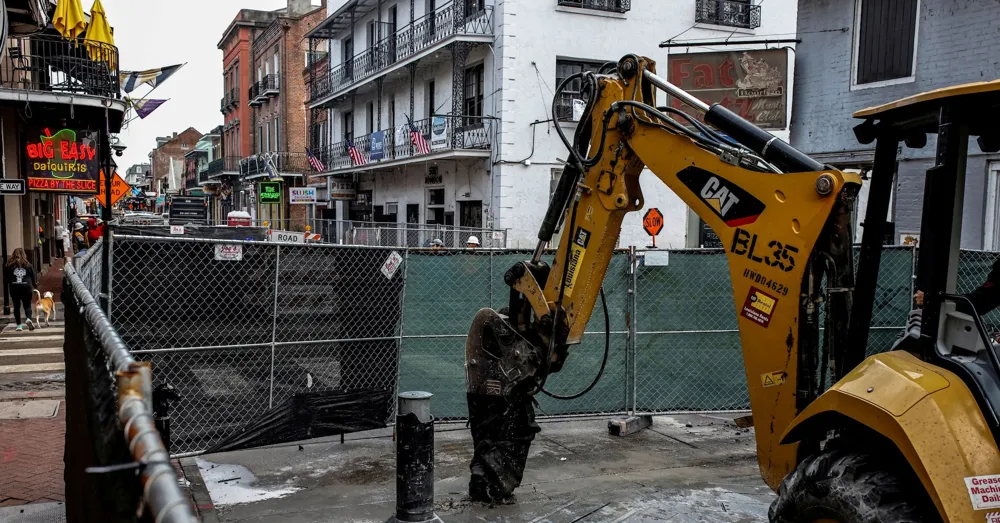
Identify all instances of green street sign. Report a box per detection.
[259,181,281,204]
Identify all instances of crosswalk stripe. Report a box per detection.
[0,335,64,343]
[0,362,64,373]
[0,348,62,356]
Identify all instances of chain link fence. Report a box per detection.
[84,233,1000,455]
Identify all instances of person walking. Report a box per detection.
[62,223,73,265]
[5,248,36,331]
[54,221,65,258]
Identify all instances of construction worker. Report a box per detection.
[466,235,480,249]
[915,257,1000,314]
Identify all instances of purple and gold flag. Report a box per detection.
[131,97,168,119]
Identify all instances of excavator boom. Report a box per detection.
[465,55,861,503]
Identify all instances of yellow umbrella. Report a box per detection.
[84,0,115,69]
[53,0,87,42]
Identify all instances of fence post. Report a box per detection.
[628,246,636,414]
[270,243,281,409]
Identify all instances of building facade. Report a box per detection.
[216,1,327,228]
[0,4,126,276]
[150,128,202,211]
[306,0,799,248]
[792,0,1000,248]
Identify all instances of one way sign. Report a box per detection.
[0,179,25,195]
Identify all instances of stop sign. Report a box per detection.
[643,208,664,236]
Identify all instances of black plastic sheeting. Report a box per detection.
[206,389,392,453]
[467,393,540,503]
[116,225,269,241]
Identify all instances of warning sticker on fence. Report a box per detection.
[741,286,777,328]
[381,251,403,280]
[214,244,243,261]
[965,475,1000,510]
[760,371,786,388]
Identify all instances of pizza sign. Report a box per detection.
[24,127,100,194]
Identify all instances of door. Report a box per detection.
[388,6,398,63]
[343,37,354,80]
[459,200,482,228]
[426,0,436,44]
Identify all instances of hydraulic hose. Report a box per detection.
[541,287,610,400]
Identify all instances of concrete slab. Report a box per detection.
[0,399,60,419]
[196,413,773,523]
[0,502,66,522]
[0,363,64,374]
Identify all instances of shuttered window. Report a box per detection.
[855,0,919,85]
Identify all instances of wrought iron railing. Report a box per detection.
[207,156,242,177]
[314,115,494,172]
[198,166,210,185]
[310,2,493,102]
[220,96,226,113]
[248,82,261,105]
[260,74,280,95]
[229,87,239,107]
[557,0,631,13]
[695,0,761,29]
[240,152,312,178]
[0,33,120,98]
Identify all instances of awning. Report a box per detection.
[305,0,379,39]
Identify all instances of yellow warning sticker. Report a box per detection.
[760,371,786,388]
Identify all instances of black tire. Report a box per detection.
[769,449,939,523]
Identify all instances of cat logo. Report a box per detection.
[678,167,766,227]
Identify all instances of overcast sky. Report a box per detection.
[104,0,324,170]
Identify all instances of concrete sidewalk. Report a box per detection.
[189,413,774,522]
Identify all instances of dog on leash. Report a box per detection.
[33,290,55,327]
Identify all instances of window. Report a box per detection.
[258,126,264,152]
[273,49,280,79]
[463,63,484,123]
[558,0,630,14]
[367,20,377,50]
[366,102,375,134]
[388,100,396,131]
[550,169,563,198]
[274,117,280,151]
[343,111,354,142]
[854,0,918,86]
[465,0,485,14]
[427,79,436,117]
[258,66,263,82]
[555,58,605,120]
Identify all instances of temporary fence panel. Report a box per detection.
[110,236,404,455]
[63,257,197,522]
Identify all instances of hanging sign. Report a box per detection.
[430,116,447,150]
[369,131,386,161]
[329,177,356,200]
[24,126,100,193]
[289,187,317,204]
[259,181,281,204]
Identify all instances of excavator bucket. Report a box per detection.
[465,308,542,503]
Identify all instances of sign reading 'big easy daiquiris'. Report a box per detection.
[24,126,101,193]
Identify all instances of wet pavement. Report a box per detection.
[190,413,774,522]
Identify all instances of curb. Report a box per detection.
[179,457,220,523]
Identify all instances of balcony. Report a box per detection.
[240,152,311,180]
[309,1,493,106]
[695,0,761,29]
[198,166,211,185]
[314,115,493,175]
[0,33,120,99]
[248,82,261,106]
[260,74,279,96]
[557,0,630,13]
[207,156,242,178]
[228,88,239,108]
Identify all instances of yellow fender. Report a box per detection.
[780,351,1000,523]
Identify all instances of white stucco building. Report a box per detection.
[306,0,799,248]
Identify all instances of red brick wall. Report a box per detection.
[221,26,256,160]
[151,129,202,194]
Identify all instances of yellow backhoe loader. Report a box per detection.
[464,54,1000,522]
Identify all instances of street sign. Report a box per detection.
[268,229,305,243]
[0,179,25,195]
[96,170,131,207]
[643,208,664,236]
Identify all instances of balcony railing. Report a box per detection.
[240,152,312,178]
[207,156,243,178]
[314,115,494,172]
[248,82,261,106]
[220,96,227,113]
[260,74,279,96]
[229,88,239,108]
[198,167,211,185]
[0,34,120,98]
[695,0,761,29]
[557,0,630,13]
[310,2,493,103]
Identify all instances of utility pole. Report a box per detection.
[100,109,113,313]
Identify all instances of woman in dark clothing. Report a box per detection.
[5,248,36,331]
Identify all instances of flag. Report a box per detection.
[120,64,185,93]
[407,115,431,155]
[129,97,168,119]
[264,155,279,179]
[346,138,367,167]
[305,147,325,172]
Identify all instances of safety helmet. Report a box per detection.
[466,235,480,245]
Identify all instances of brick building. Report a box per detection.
[150,128,202,211]
[791,0,1000,248]
[216,0,327,228]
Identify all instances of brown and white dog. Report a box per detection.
[33,290,55,327]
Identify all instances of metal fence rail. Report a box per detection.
[63,252,196,522]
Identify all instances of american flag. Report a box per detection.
[408,116,431,155]
[346,138,367,167]
[305,147,326,172]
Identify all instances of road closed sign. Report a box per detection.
[268,230,305,243]
[643,208,664,236]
